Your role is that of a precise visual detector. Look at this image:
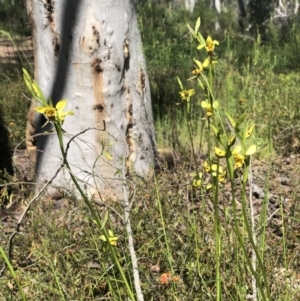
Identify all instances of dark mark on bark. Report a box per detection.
[54,40,60,56]
[92,58,103,74]
[140,69,146,89]
[43,0,60,56]
[92,26,100,46]
[128,104,133,115]
[43,0,54,24]
[93,104,104,112]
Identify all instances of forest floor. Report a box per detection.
[1,36,299,245]
[1,36,300,300]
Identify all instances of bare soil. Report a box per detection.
[0,36,33,64]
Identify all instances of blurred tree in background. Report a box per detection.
[247,0,276,40]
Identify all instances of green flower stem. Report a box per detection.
[226,157,269,301]
[213,158,222,301]
[187,120,199,174]
[207,59,221,301]
[200,73,228,143]
[209,60,214,123]
[186,97,200,178]
[54,124,136,301]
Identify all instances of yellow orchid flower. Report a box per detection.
[201,102,212,117]
[232,144,256,170]
[34,105,56,121]
[191,172,203,190]
[218,172,226,183]
[201,100,218,118]
[234,154,244,169]
[203,161,210,173]
[179,89,195,101]
[245,145,257,156]
[192,57,210,76]
[211,164,223,175]
[211,164,226,183]
[215,146,226,158]
[198,36,219,53]
[100,229,119,246]
[232,145,244,169]
[34,99,74,125]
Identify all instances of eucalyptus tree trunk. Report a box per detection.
[25,0,156,198]
[237,0,247,30]
[237,0,246,16]
[214,0,221,30]
[184,0,195,12]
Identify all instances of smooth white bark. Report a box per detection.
[215,0,221,31]
[215,0,221,13]
[185,0,195,12]
[26,0,156,198]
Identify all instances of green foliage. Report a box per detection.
[137,1,300,154]
[1,166,300,300]
[136,0,225,120]
[0,246,26,301]
[1,2,300,300]
[0,0,31,36]
[0,66,31,148]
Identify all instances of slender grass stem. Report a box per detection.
[0,246,27,301]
